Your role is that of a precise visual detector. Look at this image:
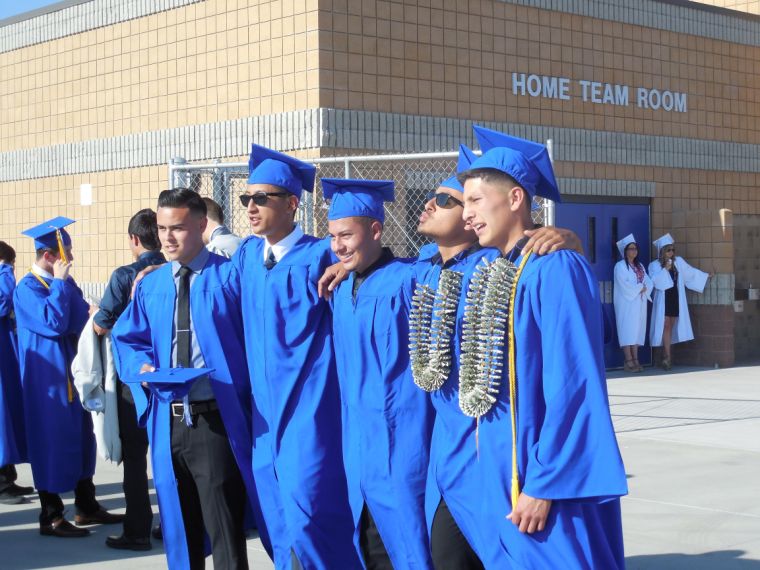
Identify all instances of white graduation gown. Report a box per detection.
[648,256,709,347]
[613,260,652,347]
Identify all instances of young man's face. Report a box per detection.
[417,186,474,243]
[245,183,297,238]
[157,206,206,264]
[462,177,520,250]
[328,216,382,274]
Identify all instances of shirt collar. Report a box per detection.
[503,236,531,263]
[356,247,395,279]
[31,263,53,280]
[172,246,209,277]
[264,224,304,262]
[430,241,483,268]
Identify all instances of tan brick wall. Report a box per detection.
[317,1,760,143]
[695,1,760,15]
[0,0,322,153]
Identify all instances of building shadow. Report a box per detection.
[627,550,760,569]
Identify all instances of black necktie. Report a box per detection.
[176,266,192,368]
[264,248,277,270]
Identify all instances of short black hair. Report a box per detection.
[457,168,531,212]
[157,188,207,217]
[202,197,224,225]
[128,208,160,251]
[0,241,15,264]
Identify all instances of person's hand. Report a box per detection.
[139,363,155,388]
[318,262,348,300]
[53,259,71,280]
[507,492,552,534]
[640,285,647,295]
[93,320,109,336]
[523,227,584,256]
[131,264,162,298]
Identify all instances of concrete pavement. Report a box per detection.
[1,364,759,568]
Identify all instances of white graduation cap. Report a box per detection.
[653,233,675,255]
[616,234,636,258]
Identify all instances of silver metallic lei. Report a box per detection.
[459,257,518,418]
[409,269,464,392]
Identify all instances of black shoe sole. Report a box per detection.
[105,540,152,551]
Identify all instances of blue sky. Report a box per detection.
[0,0,65,21]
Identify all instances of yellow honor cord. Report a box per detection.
[28,271,73,403]
[55,229,68,263]
[508,250,533,508]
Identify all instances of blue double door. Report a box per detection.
[554,201,651,369]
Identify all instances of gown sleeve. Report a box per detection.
[110,281,156,423]
[522,253,628,502]
[649,261,674,291]
[0,268,14,317]
[677,257,709,293]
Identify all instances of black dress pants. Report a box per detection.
[431,499,484,570]
[359,504,393,570]
[117,381,153,539]
[171,408,248,570]
[38,478,100,525]
[0,464,17,493]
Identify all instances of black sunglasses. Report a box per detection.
[426,191,464,209]
[239,191,289,207]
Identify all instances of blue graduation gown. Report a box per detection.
[13,272,95,493]
[332,256,435,569]
[0,265,26,467]
[232,235,359,570]
[475,251,628,569]
[110,253,269,570]
[414,245,500,562]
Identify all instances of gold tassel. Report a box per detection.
[508,251,532,508]
[56,229,68,263]
[67,378,73,403]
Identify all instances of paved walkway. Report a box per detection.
[1,365,759,568]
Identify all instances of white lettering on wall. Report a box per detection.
[514,73,686,113]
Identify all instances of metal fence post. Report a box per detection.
[169,156,188,188]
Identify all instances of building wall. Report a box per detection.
[0,0,321,153]
[696,1,760,16]
[1,0,758,364]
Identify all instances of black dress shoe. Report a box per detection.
[105,534,152,551]
[74,508,126,526]
[0,492,27,505]
[6,483,35,496]
[40,518,90,538]
[151,524,162,541]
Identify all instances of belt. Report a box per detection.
[171,399,219,417]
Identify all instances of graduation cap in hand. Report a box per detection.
[122,367,214,401]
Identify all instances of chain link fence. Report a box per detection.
[169,153,549,258]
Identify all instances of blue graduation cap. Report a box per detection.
[247,144,317,199]
[469,125,561,203]
[121,367,214,386]
[441,144,479,192]
[322,178,395,223]
[22,216,75,251]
